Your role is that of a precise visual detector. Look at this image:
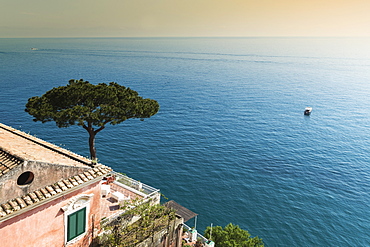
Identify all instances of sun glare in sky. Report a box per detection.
[1,0,370,38]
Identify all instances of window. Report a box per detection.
[67,207,86,242]
[62,194,93,244]
[17,171,34,185]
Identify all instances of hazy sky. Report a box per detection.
[1,0,370,38]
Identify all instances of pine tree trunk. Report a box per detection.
[83,122,105,163]
[88,130,97,162]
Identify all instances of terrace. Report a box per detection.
[182,224,214,247]
[99,171,161,225]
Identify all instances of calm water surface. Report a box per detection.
[1,37,370,246]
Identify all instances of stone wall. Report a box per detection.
[136,216,184,247]
[0,160,91,204]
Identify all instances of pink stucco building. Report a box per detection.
[0,123,161,247]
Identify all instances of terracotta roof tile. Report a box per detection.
[88,170,96,177]
[15,198,27,209]
[28,192,39,203]
[2,203,13,214]
[45,186,57,196]
[0,122,114,219]
[39,188,50,198]
[74,175,84,184]
[79,173,89,182]
[0,166,112,220]
[63,179,74,188]
[34,190,46,200]
[22,195,33,205]
[0,206,6,217]
[84,171,94,180]
[9,200,21,211]
[0,123,92,176]
[58,181,68,191]
[69,177,79,186]
[0,149,23,176]
[52,184,63,193]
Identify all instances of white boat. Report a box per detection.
[31,48,38,50]
[304,107,312,115]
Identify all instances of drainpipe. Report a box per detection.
[92,214,95,243]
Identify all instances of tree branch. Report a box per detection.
[95,125,105,135]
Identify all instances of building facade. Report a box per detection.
[0,123,162,247]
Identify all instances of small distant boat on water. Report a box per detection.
[304,107,312,115]
[31,48,38,51]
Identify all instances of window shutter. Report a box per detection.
[67,207,86,242]
[76,208,86,235]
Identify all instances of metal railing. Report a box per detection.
[100,171,160,227]
[183,223,210,243]
[110,171,160,198]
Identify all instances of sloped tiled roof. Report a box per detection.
[0,149,23,176]
[0,123,92,165]
[0,123,92,177]
[0,123,113,220]
[0,165,111,219]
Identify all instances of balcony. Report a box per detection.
[99,171,160,225]
[182,224,214,247]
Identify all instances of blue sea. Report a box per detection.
[1,37,370,246]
